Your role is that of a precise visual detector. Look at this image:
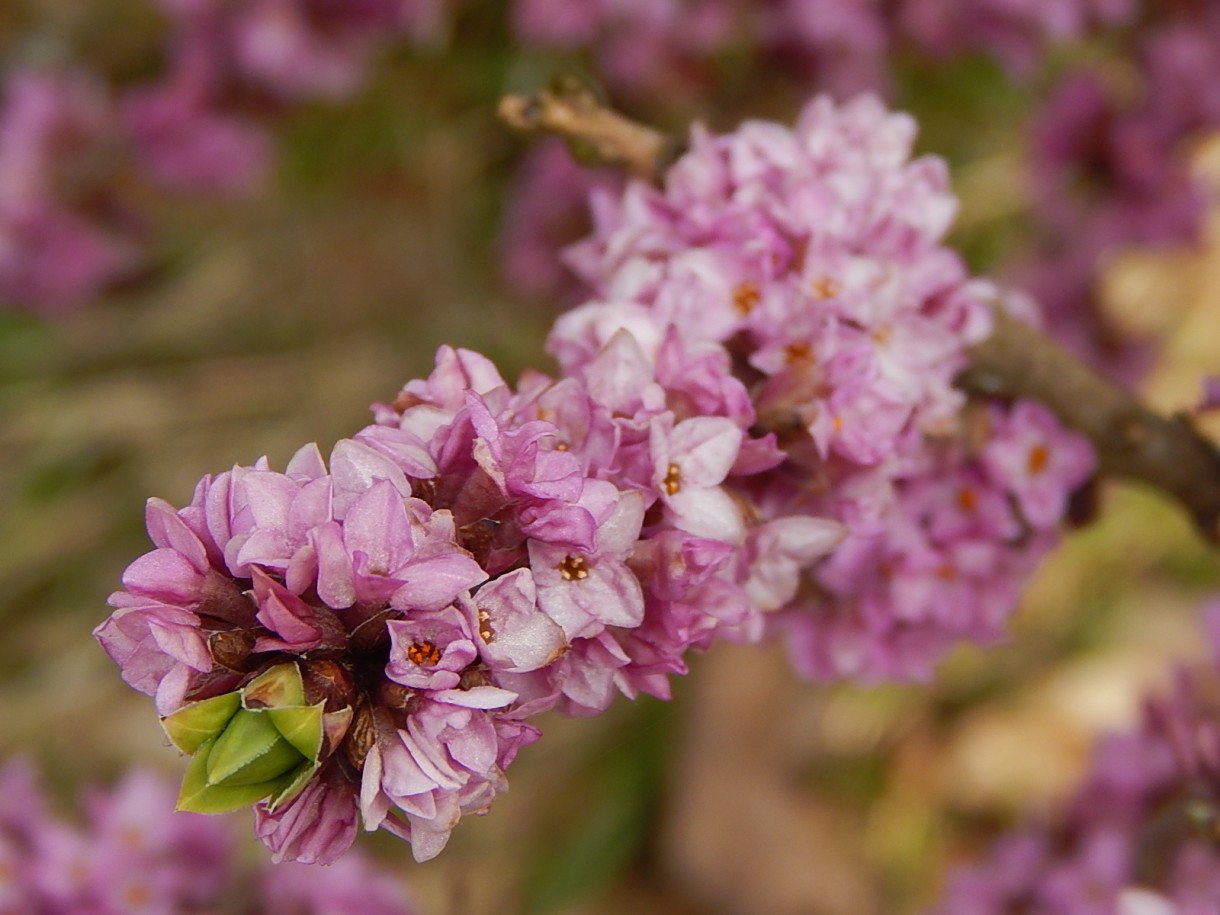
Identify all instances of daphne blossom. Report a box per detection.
[0,760,417,914]
[98,93,1095,864]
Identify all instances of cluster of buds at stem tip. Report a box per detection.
[161,662,345,815]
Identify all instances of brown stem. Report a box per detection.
[497,81,673,180]
[499,89,1220,542]
[959,310,1220,541]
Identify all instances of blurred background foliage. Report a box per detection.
[2,2,1220,913]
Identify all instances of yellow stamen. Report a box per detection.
[785,341,814,364]
[663,462,682,495]
[733,281,761,315]
[557,555,590,582]
[812,276,841,299]
[1028,444,1050,475]
[407,641,442,666]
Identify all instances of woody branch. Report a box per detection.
[498,82,1220,542]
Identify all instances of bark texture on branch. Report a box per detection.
[498,82,672,179]
[498,88,1220,543]
[960,310,1220,541]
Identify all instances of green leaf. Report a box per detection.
[266,761,321,813]
[176,738,284,814]
[206,709,306,787]
[241,663,306,709]
[267,701,326,759]
[161,692,241,754]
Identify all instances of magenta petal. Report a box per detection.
[312,522,356,609]
[667,416,742,488]
[440,712,498,774]
[285,442,327,479]
[388,552,488,612]
[359,746,392,830]
[593,490,645,555]
[355,425,439,478]
[467,570,567,673]
[236,470,298,531]
[666,487,745,543]
[583,327,658,414]
[254,777,359,865]
[203,471,235,554]
[288,476,334,540]
[406,818,454,862]
[329,439,412,517]
[121,548,205,604]
[253,570,322,650]
[378,741,440,802]
[431,687,517,709]
[342,480,415,577]
[518,501,597,550]
[144,499,210,574]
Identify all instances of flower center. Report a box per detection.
[477,608,495,643]
[957,487,977,512]
[557,555,589,581]
[118,825,145,849]
[1028,444,1050,476]
[812,276,840,299]
[733,281,760,315]
[663,463,682,495]
[407,641,443,666]
[123,884,152,908]
[785,341,813,364]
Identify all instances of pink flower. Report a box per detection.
[360,694,530,862]
[649,414,744,542]
[983,400,1096,529]
[386,606,480,691]
[94,598,213,714]
[308,479,486,611]
[0,68,136,311]
[461,569,568,674]
[254,775,361,866]
[122,84,271,195]
[0,761,417,911]
[529,490,646,641]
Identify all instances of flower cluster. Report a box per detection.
[929,604,1220,915]
[2,0,1148,315]
[97,322,840,860]
[0,69,137,311]
[510,0,1133,99]
[896,0,1134,74]
[499,0,1138,303]
[124,0,454,194]
[1020,4,1220,380]
[559,95,1095,679]
[0,760,415,913]
[0,0,449,312]
[500,137,623,303]
[97,94,1096,864]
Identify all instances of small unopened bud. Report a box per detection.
[206,708,308,787]
[161,663,326,816]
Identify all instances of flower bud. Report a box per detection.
[161,663,326,815]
